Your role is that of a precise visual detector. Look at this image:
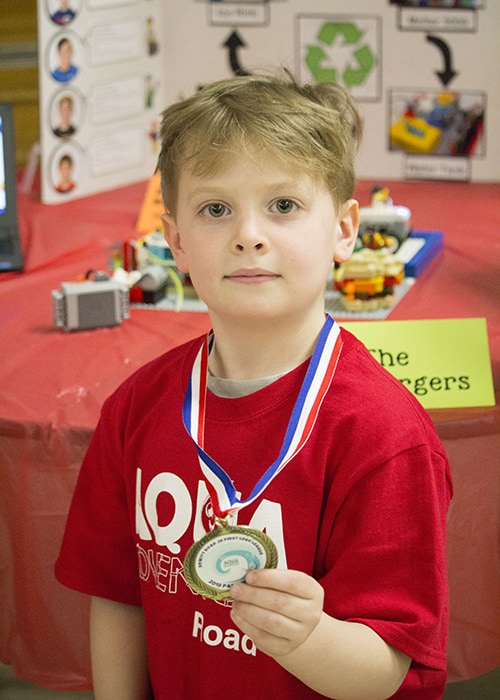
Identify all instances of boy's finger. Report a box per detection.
[243,568,322,600]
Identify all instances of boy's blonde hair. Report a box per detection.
[157,72,363,216]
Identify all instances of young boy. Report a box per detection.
[51,37,78,83]
[56,73,452,699]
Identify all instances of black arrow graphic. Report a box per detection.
[223,31,251,76]
[426,34,458,87]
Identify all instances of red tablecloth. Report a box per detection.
[1,178,498,689]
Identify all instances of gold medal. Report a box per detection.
[183,520,278,600]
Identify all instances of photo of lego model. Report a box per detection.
[389,89,485,157]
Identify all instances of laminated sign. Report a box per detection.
[342,318,495,410]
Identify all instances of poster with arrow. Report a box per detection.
[388,30,485,177]
[140,1,497,183]
[385,2,488,180]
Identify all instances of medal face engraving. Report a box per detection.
[184,523,278,600]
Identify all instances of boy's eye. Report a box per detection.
[203,203,228,218]
[272,199,297,214]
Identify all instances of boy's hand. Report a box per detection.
[230,569,324,658]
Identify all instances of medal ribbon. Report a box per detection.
[182,314,343,520]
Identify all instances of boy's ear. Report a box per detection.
[333,199,359,264]
[161,213,190,273]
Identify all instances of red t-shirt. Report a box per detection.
[56,329,452,699]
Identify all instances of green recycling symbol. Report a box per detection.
[306,22,376,87]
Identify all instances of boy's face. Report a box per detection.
[59,159,72,183]
[162,152,358,326]
[59,99,73,125]
[58,41,73,69]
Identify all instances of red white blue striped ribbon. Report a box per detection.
[182,314,343,519]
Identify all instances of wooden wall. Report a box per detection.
[0,0,39,166]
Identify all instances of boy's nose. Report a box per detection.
[231,213,268,253]
[233,240,265,252]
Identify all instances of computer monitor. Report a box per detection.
[0,102,24,272]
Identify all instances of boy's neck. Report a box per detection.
[207,312,327,381]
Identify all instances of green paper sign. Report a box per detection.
[341,318,495,410]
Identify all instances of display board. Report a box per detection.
[159,0,497,184]
[37,0,166,203]
[37,1,498,203]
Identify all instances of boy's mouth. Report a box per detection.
[225,268,279,284]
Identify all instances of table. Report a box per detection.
[1,177,498,690]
